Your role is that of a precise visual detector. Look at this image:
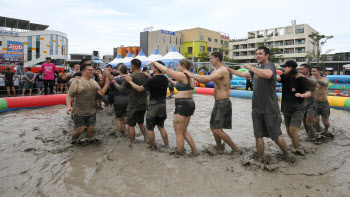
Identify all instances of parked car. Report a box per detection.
[343,64,350,75]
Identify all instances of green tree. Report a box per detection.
[198,51,209,62]
[306,32,333,66]
[257,38,283,64]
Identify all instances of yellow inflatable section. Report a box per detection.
[167,88,178,95]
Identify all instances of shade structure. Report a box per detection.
[148,49,163,61]
[135,50,150,66]
[160,46,185,68]
[122,53,134,67]
[108,54,124,67]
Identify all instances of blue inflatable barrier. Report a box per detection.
[230,80,246,85]
[230,90,282,100]
[327,75,350,84]
[205,81,215,88]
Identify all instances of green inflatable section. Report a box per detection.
[238,69,249,72]
[344,97,350,108]
[0,98,8,111]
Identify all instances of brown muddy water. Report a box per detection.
[0,94,349,197]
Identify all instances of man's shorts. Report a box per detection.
[114,103,128,118]
[107,94,114,104]
[252,109,282,141]
[37,82,44,89]
[283,109,304,128]
[210,98,232,129]
[126,108,146,127]
[174,98,195,117]
[24,81,33,90]
[315,100,330,119]
[146,103,167,131]
[73,113,96,128]
[304,98,316,117]
[5,81,14,88]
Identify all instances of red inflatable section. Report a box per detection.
[3,94,67,109]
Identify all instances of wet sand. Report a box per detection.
[0,94,349,196]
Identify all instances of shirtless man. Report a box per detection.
[185,52,239,153]
[311,66,331,134]
[299,64,317,139]
[226,46,290,161]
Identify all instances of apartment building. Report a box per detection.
[229,23,317,65]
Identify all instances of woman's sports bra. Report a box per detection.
[175,73,194,91]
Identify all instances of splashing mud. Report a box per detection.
[0,94,349,196]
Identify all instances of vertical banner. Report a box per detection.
[7,41,24,53]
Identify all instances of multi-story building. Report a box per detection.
[103,55,114,64]
[140,29,182,56]
[0,16,68,67]
[229,23,317,65]
[113,45,140,58]
[181,27,229,59]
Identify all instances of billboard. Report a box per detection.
[7,41,24,53]
[161,30,175,35]
[0,52,24,66]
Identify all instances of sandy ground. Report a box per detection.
[0,94,349,197]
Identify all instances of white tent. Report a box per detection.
[135,50,150,65]
[160,45,185,67]
[108,54,123,67]
[147,48,163,61]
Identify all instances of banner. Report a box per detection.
[7,41,24,53]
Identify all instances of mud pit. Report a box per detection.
[0,94,349,196]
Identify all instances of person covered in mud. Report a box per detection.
[226,46,290,161]
[311,66,331,134]
[184,52,239,154]
[110,64,129,137]
[125,61,169,150]
[111,59,149,144]
[66,62,110,142]
[148,58,198,156]
[277,60,311,149]
[299,64,317,140]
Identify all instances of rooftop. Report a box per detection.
[0,16,49,31]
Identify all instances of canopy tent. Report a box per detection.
[108,54,124,67]
[160,46,185,69]
[147,48,163,61]
[134,50,150,66]
[122,52,134,67]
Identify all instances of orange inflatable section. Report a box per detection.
[4,94,67,109]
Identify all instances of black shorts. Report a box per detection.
[107,94,114,104]
[5,81,14,88]
[114,103,128,118]
[126,108,146,126]
[169,83,174,92]
[146,103,167,131]
[210,98,232,129]
[174,98,195,117]
[284,109,304,128]
[315,100,330,119]
[73,113,96,128]
[252,109,282,141]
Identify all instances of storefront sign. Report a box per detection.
[7,41,24,53]
[161,30,175,36]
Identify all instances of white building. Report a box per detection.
[229,22,317,65]
[0,16,68,67]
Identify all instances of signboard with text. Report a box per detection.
[0,31,19,36]
[221,35,229,39]
[7,41,24,53]
[161,30,175,35]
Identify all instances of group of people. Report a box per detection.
[65,47,332,161]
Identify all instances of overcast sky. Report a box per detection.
[2,0,349,57]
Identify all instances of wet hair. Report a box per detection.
[80,63,92,71]
[80,58,90,66]
[96,68,102,72]
[142,67,148,72]
[131,59,141,68]
[117,63,124,69]
[6,67,10,71]
[178,58,193,70]
[313,66,322,71]
[155,60,165,73]
[58,70,62,73]
[211,52,223,62]
[300,64,311,70]
[72,63,80,69]
[150,73,154,77]
[106,64,112,68]
[112,66,118,70]
[27,67,31,71]
[256,46,270,56]
[119,65,127,74]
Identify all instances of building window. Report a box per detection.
[27,36,32,61]
[221,40,223,45]
[55,35,58,55]
[166,46,169,53]
[296,39,305,45]
[200,46,205,52]
[208,37,211,41]
[170,36,171,44]
[163,35,165,43]
[213,48,218,52]
[0,41,2,46]
[296,25,304,34]
[296,57,306,62]
[179,47,180,53]
[214,39,218,43]
[188,47,193,54]
[276,41,283,46]
[200,36,204,40]
[50,34,53,55]
[180,38,182,45]
[176,37,177,44]
[208,47,212,52]
[296,48,305,53]
[36,35,40,59]
[224,41,228,46]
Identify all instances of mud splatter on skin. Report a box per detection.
[0,94,349,196]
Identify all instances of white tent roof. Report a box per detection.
[160,46,185,63]
[148,48,163,61]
